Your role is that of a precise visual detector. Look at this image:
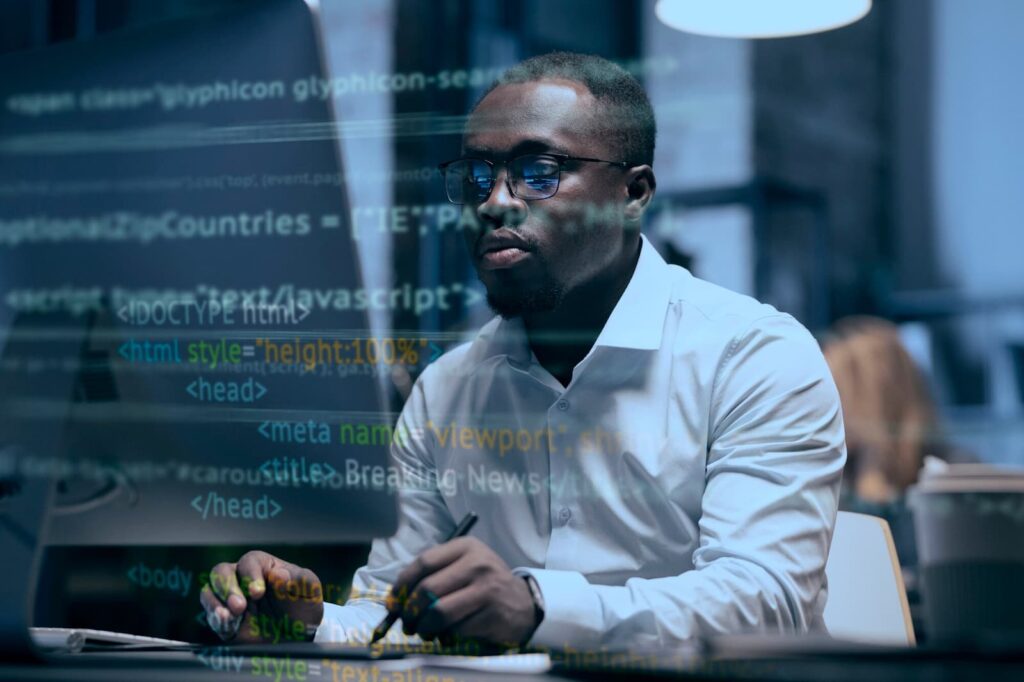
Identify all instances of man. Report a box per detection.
[200,52,846,652]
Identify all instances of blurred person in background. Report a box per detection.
[821,316,968,574]
[823,316,941,506]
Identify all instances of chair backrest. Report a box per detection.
[824,511,916,646]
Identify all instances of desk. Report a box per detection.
[0,646,1022,681]
[0,650,550,682]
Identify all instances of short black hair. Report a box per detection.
[475,51,657,167]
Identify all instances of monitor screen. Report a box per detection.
[0,0,397,547]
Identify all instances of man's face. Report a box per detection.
[460,79,632,318]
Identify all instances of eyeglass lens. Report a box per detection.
[444,155,561,204]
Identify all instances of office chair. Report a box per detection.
[824,511,916,646]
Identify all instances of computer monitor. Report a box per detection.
[0,0,399,653]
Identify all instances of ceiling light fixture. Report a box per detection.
[654,0,872,39]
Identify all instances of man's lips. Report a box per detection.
[475,231,533,270]
[479,246,532,270]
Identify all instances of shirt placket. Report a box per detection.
[544,388,578,570]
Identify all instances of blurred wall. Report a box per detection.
[642,0,755,299]
[931,0,1024,429]
[752,6,888,322]
[642,0,888,324]
[931,0,1024,298]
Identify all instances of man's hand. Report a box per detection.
[198,550,324,643]
[388,537,540,648]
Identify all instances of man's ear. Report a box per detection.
[624,165,656,222]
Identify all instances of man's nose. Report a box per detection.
[477,167,526,228]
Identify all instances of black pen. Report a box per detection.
[368,511,478,647]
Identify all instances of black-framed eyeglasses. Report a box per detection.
[437,153,628,205]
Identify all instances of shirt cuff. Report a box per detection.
[315,601,387,643]
[316,601,428,651]
[314,602,348,643]
[513,567,601,650]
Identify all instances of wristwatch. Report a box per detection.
[521,574,546,630]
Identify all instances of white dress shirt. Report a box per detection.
[317,234,846,651]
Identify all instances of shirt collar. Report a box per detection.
[478,233,673,363]
[591,233,672,351]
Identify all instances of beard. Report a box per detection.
[484,272,565,318]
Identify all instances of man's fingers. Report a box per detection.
[409,555,475,613]
[208,562,247,616]
[288,566,325,611]
[232,611,264,644]
[400,588,439,636]
[401,559,483,638]
[413,584,484,640]
[200,584,243,640]
[235,550,278,603]
[392,538,475,607]
[199,584,224,613]
[259,561,322,606]
[199,584,231,634]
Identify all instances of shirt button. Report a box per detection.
[558,507,572,524]
[556,399,569,411]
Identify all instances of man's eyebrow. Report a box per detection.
[462,138,570,158]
